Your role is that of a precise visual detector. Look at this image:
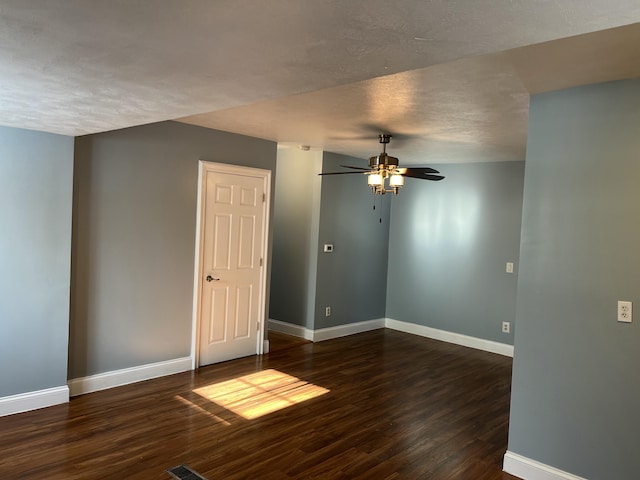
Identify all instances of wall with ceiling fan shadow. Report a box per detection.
[386,161,524,345]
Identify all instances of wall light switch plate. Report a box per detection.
[323,244,334,253]
[506,262,514,274]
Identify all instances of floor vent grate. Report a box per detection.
[166,464,208,480]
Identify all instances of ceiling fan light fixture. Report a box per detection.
[389,174,404,187]
[367,173,383,186]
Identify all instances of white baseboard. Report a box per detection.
[269,318,513,357]
[503,451,587,480]
[269,318,385,342]
[312,318,385,342]
[0,385,69,417]
[68,356,192,397]
[268,319,314,340]
[386,318,514,357]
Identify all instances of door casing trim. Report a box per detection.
[191,161,272,369]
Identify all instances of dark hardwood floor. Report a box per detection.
[0,329,520,479]
[268,330,312,352]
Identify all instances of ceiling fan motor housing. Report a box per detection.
[369,152,399,169]
[369,134,398,170]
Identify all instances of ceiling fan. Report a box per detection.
[320,134,444,195]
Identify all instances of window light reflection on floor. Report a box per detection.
[193,369,329,420]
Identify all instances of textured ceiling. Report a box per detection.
[1,1,640,164]
[180,23,640,164]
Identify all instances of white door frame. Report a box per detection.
[190,161,271,369]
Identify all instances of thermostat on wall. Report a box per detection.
[323,244,334,253]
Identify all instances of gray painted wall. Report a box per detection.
[386,162,524,343]
[0,126,74,397]
[70,121,276,378]
[508,80,640,479]
[269,147,322,328]
[314,152,391,329]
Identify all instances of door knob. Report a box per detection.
[206,275,220,282]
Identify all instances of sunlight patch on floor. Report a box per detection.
[193,369,329,420]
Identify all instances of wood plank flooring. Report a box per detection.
[268,330,312,352]
[0,329,520,479]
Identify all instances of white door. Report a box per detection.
[197,163,269,366]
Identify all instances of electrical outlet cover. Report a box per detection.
[618,301,632,323]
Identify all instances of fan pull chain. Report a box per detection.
[373,197,382,223]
